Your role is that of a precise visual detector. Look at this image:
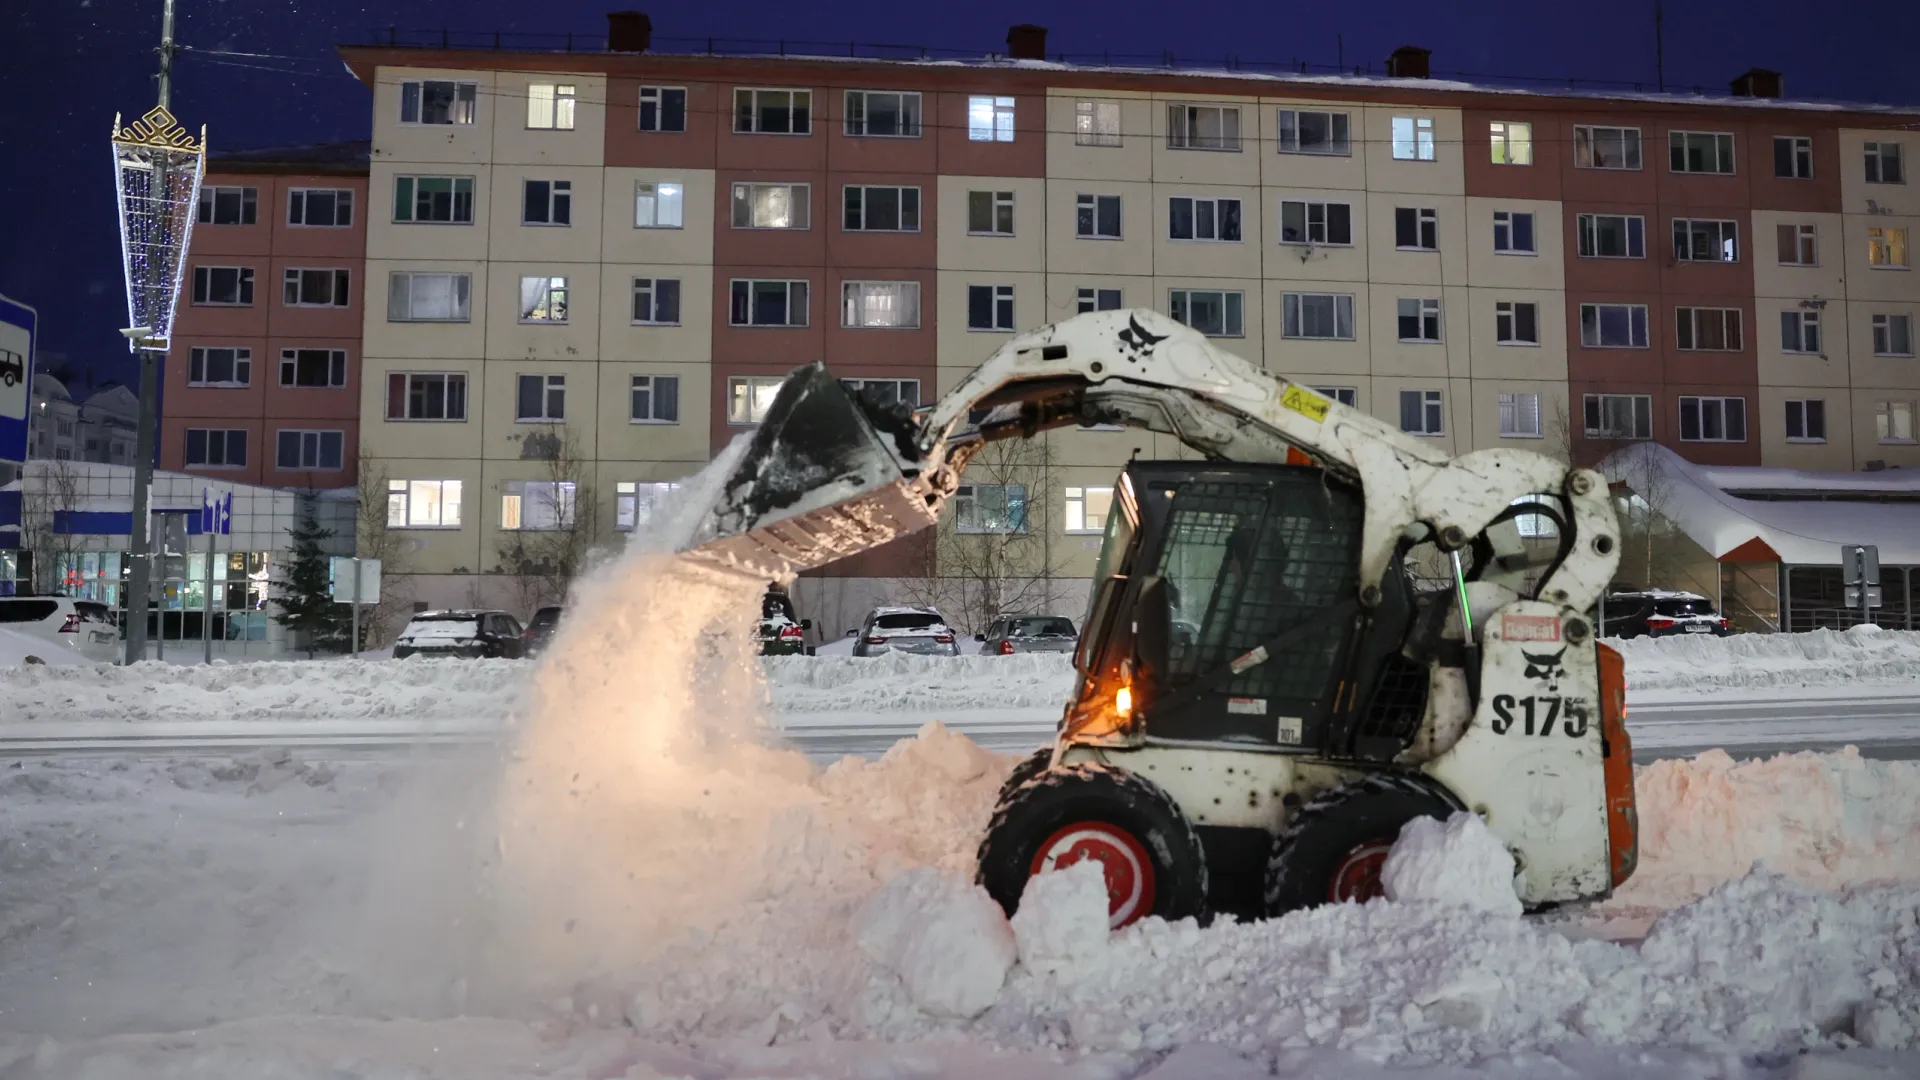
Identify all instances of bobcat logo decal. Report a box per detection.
[1116,315,1169,364]
[1523,648,1568,692]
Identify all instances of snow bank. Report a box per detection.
[856,868,1016,1018]
[1381,813,1523,917]
[1011,860,1112,972]
[763,652,1074,712]
[1618,626,1920,692]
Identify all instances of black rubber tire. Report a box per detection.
[995,746,1055,805]
[1265,773,1461,916]
[975,763,1209,925]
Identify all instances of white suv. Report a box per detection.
[0,596,121,662]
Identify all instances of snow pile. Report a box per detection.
[1618,625,1920,692]
[763,652,1075,713]
[1381,813,1523,917]
[1010,860,1112,973]
[856,868,1016,1018]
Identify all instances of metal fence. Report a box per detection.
[1784,565,1917,632]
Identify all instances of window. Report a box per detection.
[282,268,350,307]
[1873,313,1914,357]
[1774,136,1813,179]
[845,90,921,137]
[515,374,565,422]
[1580,303,1651,348]
[387,479,462,528]
[1674,218,1739,262]
[526,83,576,130]
[1277,109,1349,155]
[288,188,352,227]
[616,481,681,530]
[629,375,680,423]
[731,183,809,229]
[1499,392,1542,438]
[393,176,474,224]
[400,80,477,125]
[1780,310,1822,353]
[1278,200,1352,246]
[522,180,572,225]
[1167,104,1241,151]
[1577,214,1646,259]
[841,281,921,328]
[385,373,467,421]
[188,347,251,387]
[1777,224,1818,266]
[1489,121,1532,165]
[1496,301,1538,345]
[1865,141,1905,184]
[387,272,471,322]
[968,190,1015,235]
[1493,210,1535,254]
[278,348,347,388]
[1676,307,1743,352]
[955,484,1027,533]
[843,185,920,231]
[1281,293,1355,340]
[501,481,577,531]
[197,186,257,225]
[1670,131,1736,174]
[969,95,1016,142]
[727,375,784,424]
[1869,227,1909,268]
[968,284,1016,331]
[841,378,921,409]
[1399,390,1444,435]
[1391,116,1435,161]
[1077,287,1123,313]
[276,430,344,471]
[638,86,687,132]
[729,279,809,327]
[734,88,811,134]
[192,266,254,306]
[1169,289,1243,337]
[518,276,569,323]
[1877,401,1916,443]
[1679,396,1746,442]
[1169,197,1241,242]
[1394,207,1438,250]
[1064,486,1114,533]
[1075,100,1121,147]
[630,278,681,325]
[1397,298,1442,342]
[184,428,246,468]
[1315,386,1358,407]
[634,181,683,228]
[1076,193,1122,239]
[1574,125,1642,170]
[1584,394,1653,440]
[1785,399,1826,442]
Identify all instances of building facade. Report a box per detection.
[163,141,371,490]
[335,33,1920,618]
[26,374,137,466]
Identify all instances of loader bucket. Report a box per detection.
[679,363,939,580]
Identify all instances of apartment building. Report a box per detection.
[163,141,370,489]
[337,27,1920,614]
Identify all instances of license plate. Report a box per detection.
[1685,623,1710,633]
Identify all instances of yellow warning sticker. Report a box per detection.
[1280,384,1331,423]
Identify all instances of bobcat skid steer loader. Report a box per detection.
[680,309,1638,925]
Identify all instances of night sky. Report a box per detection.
[4,0,1917,390]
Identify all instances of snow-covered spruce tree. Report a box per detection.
[272,506,348,657]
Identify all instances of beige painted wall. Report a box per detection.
[370,66,497,165]
[1149,93,1261,187]
[934,176,1046,271]
[1258,99,1369,191]
[489,72,607,167]
[1360,105,1465,196]
[600,168,717,265]
[487,164,606,264]
[1043,179,1155,277]
[1750,210,1845,299]
[1044,89,1156,181]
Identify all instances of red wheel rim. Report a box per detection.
[1030,821,1156,928]
[1328,841,1394,903]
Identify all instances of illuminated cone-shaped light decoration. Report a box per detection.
[111,106,205,352]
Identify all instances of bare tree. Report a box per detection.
[351,452,418,649]
[494,427,605,616]
[19,460,88,594]
[1605,441,1697,593]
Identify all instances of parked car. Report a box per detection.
[393,610,526,659]
[759,585,813,655]
[1599,590,1731,638]
[522,605,563,655]
[0,596,120,662]
[976,614,1078,655]
[852,605,960,657]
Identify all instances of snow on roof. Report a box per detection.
[1601,444,1920,565]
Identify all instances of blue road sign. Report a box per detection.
[0,294,35,464]
[201,488,232,535]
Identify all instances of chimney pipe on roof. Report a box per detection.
[1730,67,1784,98]
[608,11,652,53]
[1006,24,1047,61]
[1386,45,1431,79]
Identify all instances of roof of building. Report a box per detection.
[207,140,371,177]
[1600,444,1920,566]
[30,373,71,404]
